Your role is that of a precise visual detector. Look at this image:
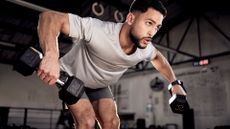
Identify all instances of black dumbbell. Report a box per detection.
[168,80,190,114]
[13,47,84,105]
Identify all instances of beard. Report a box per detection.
[129,29,147,49]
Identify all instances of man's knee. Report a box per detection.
[78,117,96,128]
[68,100,97,128]
[73,109,97,128]
[112,116,120,128]
[101,115,120,129]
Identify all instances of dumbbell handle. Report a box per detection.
[57,79,65,85]
[168,80,187,95]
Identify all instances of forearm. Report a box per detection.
[151,51,176,83]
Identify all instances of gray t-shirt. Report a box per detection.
[60,13,157,89]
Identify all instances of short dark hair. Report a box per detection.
[129,0,167,17]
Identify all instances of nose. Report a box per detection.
[148,28,157,37]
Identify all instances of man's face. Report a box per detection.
[129,8,164,49]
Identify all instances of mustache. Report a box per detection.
[143,37,153,42]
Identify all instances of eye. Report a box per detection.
[146,21,153,26]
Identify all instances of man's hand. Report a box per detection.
[37,54,60,86]
[171,85,187,96]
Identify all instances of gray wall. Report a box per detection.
[0,64,61,109]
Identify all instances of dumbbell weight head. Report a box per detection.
[57,76,85,105]
[169,94,190,114]
[13,47,42,76]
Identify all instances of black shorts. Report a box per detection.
[81,87,114,101]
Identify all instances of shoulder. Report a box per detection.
[68,13,115,26]
[68,13,119,31]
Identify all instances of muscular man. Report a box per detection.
[37,0,187,128]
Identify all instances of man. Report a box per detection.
[37,0,187,128]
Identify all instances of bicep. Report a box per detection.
[151,50,176,82]
[151,50,168,69]
[51,12,70,36]
[38,11,70,36]
[60,13,70,36]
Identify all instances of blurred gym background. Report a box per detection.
[0,0,229,129]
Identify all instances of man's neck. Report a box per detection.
[119,23,137,55]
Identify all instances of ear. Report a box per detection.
[126,12,135,25]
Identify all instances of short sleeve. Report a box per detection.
[68,13,93,42]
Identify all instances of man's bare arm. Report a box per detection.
[151,50,186,95]
[37,11,70,85]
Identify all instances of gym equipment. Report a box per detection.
[13,47,85,105]
[168,80,190,114]
[183,108,194,129]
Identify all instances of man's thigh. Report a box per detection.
[81,86,114,101]
[69,87,117,120]
[67,86,119,128]
[67,99,96,122]
[68,86,115,115]
[82,87,118,121]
